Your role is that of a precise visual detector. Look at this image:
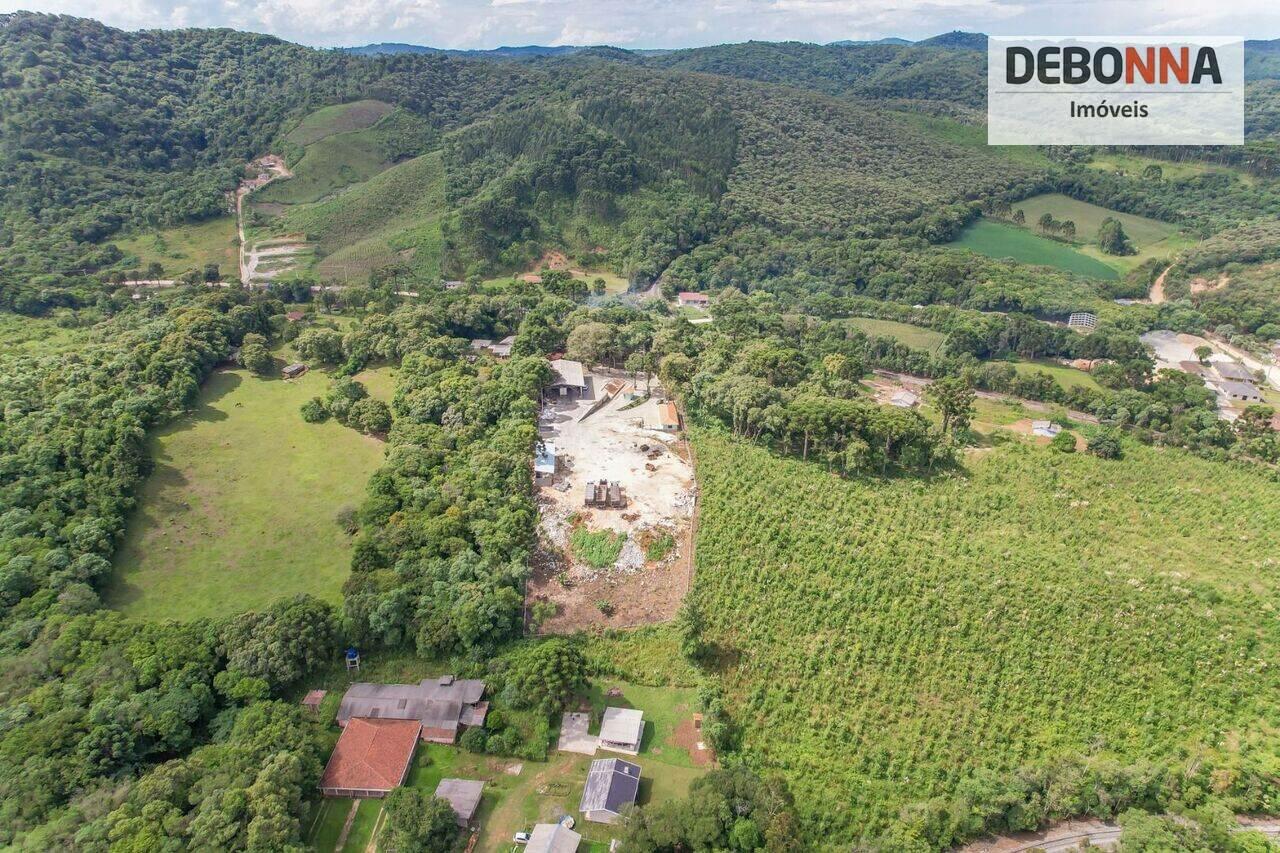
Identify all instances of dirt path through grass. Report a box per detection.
[1149,263,1171,304]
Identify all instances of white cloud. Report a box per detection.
[0,0,1273,48]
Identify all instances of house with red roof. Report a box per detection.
[319,717,421,798]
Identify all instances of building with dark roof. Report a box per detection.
[319,717,420,798]
[579,757,641,824]
[434,778,485,827]
[1215,361,1254,382]
[336,676,487,744]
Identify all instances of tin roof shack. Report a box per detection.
[580,758,641,824]
[526,823,582,853]
[435,779,485,827]
[282,363,307,379]
[548,359,590,399]
[1032,420,1062,438]
[336,676,487,744]
[319,718,421,798]
[535,442,557,485]
[598,707,644,755]
[890,389,920,409]
[490,335,515,358]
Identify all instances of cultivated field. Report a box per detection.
[106,360,391,620]
[690,427,1280,839]
[283,99,394,147]
[948,219,1120,280]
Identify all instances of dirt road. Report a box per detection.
[1148,264,1172,304]
[235,155,292,284]
[959,816,1280,852]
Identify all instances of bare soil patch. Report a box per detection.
[527,372,695,632]
[672,716,716,767]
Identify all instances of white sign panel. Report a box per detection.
[988,36,1244,145]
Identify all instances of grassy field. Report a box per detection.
[847,317,947,352]
[690,426,1280,842]
[1086,151,1254,186]
[1007,358,1103,391]
[0,313,92,357]
[106,356,386,620]
[948,219,1121,280]
[1006,193,1193,274]
[111,216,238,278]
[257,128,392,206]
[284,99,393,147]
[279,152,445,283]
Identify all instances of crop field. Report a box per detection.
[847,317,947,352]
[111,216,239,278]
[948,219,1120,280]
[689,427,1280,840]
[279,152,445,282]
[257,128,392,206]
[106,359,386,621]
[1007,193,1194,272]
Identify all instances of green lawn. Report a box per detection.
[1003,193,1194,274]
[106,355,386,620]
[948,219,1121,280]
[1008,358,1103,391]
[353,364,397,402]
[847,317,946,352]
[110,216,239,279]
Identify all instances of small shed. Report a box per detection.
[548,359,589,398]
[282,363,308,379]
[435,779,485,827]
[657,401,680,432]
[890,389,920,408]
[535,442,557,483]
[301,690,327,715]
[1031,420,1061,438]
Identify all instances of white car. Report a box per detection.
[513,831,531,845]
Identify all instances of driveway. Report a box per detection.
[556,713,598,755]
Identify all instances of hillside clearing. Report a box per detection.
[948,219,1120,280]
[847,317,947,352]
[106,361,386,620]
[111,216,239,279]
[284,99,394,147]
[690,427,1280,840]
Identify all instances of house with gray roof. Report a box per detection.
[580,757,641,824]
[1215,379,1263,403]
[336,675,487,744]
[598,707,644,755]
[1215,361,1254,382]
[548,359,589,398]
[526,822,581,853]
[435,778,485,827]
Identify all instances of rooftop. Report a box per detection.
[1215,362,1253,382]
[320,717,420,793]
[1216,379,1261,398]
[526,823,582,853]
[580,757,641,815]
[599,706,644,747]
[336,678,485,726]
[549,358,587,388]
[435,778,485,825]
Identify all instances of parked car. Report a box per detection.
[513,831,531,845]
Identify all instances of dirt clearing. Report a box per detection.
[527,371,696,632]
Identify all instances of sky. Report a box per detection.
[1,0,1277,50]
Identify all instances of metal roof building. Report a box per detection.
[598,707,644,755]
[580,758,641,824]
[526,823,581,853]
[336,676,487,744]
[435,778,485,827]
